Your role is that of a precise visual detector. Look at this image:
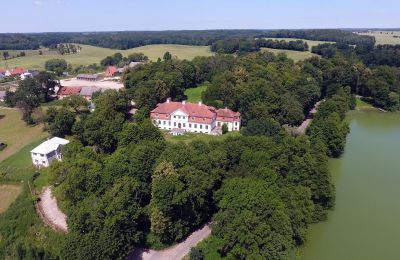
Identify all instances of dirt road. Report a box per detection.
[129,224,211,260]
[37,187,68,233]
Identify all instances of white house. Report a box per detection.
[150,99,241,135]
[31,137,70,168]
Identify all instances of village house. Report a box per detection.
[150,99,241,135]
[57,86,82,99]
[105,66,119,77]
[76,74,102,81]
[30,137,70,168]
[6,67,26,77]
[79,86,100,101]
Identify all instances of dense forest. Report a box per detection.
[0,29,373,50]
[211,38,309,53]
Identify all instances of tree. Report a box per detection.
[62,95,89,114]
[2,51,9,60]
[45,59,68,76]
[221,123,228,134]
[44,107,75,137]
[163,51,172,61]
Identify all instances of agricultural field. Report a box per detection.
[184,82,209,102]
[357,31,400,45]
[0,108,48,161]
[264,37,335,49]
[261,48,317,61]
[0,184,22,214]
[1,44,213,70]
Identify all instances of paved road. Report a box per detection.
[37,187,68,233]
[129,224,211,260]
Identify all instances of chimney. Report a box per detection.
[182,100,186,105]
[198,101,202,106]
[166,98,171,103]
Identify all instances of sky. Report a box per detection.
[1,0,399,33]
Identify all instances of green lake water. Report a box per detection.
[303,110,400,260]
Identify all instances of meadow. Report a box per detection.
[0,108,48,161]
[357,31,400,45]
[0,184,22,214]
[184,82,209,102]
[1,44,213,70]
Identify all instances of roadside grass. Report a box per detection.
[195,236,224,260]
[184,82,210,102]
[261,48,317,62]
[357,31,400,45]
[0,108,48,161]
[2,44,213,69]
[166,131,241,144]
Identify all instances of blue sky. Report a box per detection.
[1,0,399,32]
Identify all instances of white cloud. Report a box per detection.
[34,0,42,5]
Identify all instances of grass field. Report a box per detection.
[1,44,213,70]
[0,184,22,214]
[264,38,335,49]
[0,108,48,161]
[184,82,209,102]
[166,131,240,144]
[261,48,317,61]
[357,31,400,45]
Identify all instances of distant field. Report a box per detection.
[184,83,209,102]
[0,108,48,161]
[0,184,22,214]
[1,44,213,70]
[264,38,335,49]
[261,48,317,62]
[357,31,400,45]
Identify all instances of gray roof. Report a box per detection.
[79,86,100,97]
[77,74,102,80]
[129,62,143,68]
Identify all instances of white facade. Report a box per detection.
[31,137,69,168]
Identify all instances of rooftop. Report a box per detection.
[31,137,69,155]
[58,86,82,96]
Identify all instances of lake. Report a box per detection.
[303,110,400,260]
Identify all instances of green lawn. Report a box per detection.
[184,82,209,102]
[357,31,400,45]
[261,48,317,62]
[166,131,241,144]
[1,44,213,70]
[0,108,48,161]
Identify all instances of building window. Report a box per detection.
[194,124,197,128]
[183,123,186,127]
[168,121,171,126]
[200,125,203,129]
[163,121,166,125]
[205,125,208,129]
[192,117,195,120]
[218,122,221,127]
[235,122,238,126]
[158,120,161,124]
[174,116,176,118]
[153,120,157,124]
[183,116,185,119]
[189,123,192,128]
[174,122,176,127]
[203,118,205,121]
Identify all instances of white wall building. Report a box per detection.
[30,137,70,168]
[150,99,241,135]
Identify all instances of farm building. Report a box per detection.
[58,86,82,99]
[8,67,26,77]
[150,98,241,135]
[76,74,102,81]
[79,86,101,101]
[31,137,70,168]
[105,66,119,77]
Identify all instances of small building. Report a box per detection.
[9,67,26,77]
[0,91,6,102]
[79,86,100,101]
[58,86,82,99]
[31,137,70,168]
[76,74,102,81]
[129,61,144,68]
[105,66,118,77]
[20,72,33,80]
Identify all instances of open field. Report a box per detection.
[0,108,48,161]
[357,31,400,45]
[264,38,335,49]
[0,184,22,214]
[184,83,209,102]
[1,44,213,70]
[261,48,317,61]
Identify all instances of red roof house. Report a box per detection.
[105,66,119,77]
[58,86,82,99]
[10,67,26,76]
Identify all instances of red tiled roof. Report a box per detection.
[10,67,26,76]
[151,101,240,124]
[216,108,241,122]
[105,66,118,76]
[58,86,82,96]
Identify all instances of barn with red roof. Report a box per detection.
[57,86,82,99]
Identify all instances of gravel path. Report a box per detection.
[129,224,211,260]
[37,187,68,233]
